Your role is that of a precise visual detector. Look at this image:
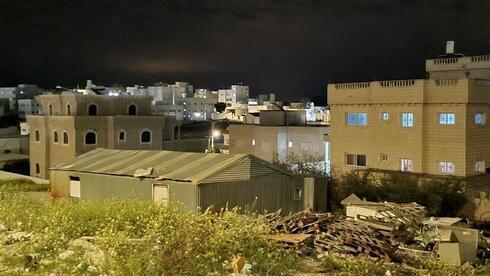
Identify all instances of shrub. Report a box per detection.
[330,170,467,216]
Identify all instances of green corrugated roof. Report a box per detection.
[51,148,255,184]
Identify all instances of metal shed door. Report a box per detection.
[69,180,80,198]
[153,185,169,206]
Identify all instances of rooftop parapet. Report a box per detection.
[334,82,371,90]
[426,55,490,72]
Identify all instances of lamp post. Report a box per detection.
[206,121,221,153]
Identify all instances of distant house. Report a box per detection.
[27,93,178,179]
[50,148,327,213]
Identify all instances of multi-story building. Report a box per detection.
[194,88,218,100]
[147,82,193,105]
[0,87,16,111]
[18,99,40,119]
[27,94,177,179]
[218,85,249,107]
[228,110,330,172]
[327,49,490,177]
[182,98,216,121]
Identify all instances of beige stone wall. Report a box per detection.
[28,114,170,179]
[328,78,490,177]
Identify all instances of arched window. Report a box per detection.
[35,163,40,174]
[88,104,98,116]
[141,130,151,143]
[85,131,97,145]
[118,130,126,142]
[66,104,71,115]
[35,130,40,142]
[48,105,53,115]
[63,132,69,144]
[128,104,137,115]
[53,131,59,143]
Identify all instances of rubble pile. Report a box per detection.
[267,209,401,261]
[267,198,484,266]
[266,202,430,262]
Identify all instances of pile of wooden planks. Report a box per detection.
[266,209,412,261]
[314,219,395,261]
[269,209,334,234]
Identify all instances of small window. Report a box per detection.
[4,150,11,154]
[118,131,126,141]
[48,105,53,115]
[475,113,485,125]
[288,141,293,148]
[53,131,59,143]
[439,113,455,125]
[251,139,256,146]
[346,154,366,166]
[346,112,368,126]
[66,104,71,115]
[294,187,302,200]
[476,161,485,173]
[63,132,69,144]
[128,104,137,115]
[35,163,40,174]
[381,112,389,121]
[85,132,97,145]
[380,153,388,162]
[438,161,455,174]
[35,130,40,142]
[401,113,414,127]
[141,131,151,143]
[88,104,98,116]
[400,158,413,172]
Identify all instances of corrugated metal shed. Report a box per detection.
[51,148,291,184]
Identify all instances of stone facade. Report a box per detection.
[328,76,490,177]
[27,94,176,179]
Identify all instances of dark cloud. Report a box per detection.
[1,0,490,101]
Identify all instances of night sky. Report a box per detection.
[1,0,490,102]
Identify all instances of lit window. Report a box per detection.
[475,161,485,173]
[400,158,413,172]
[346,112,368,126]
[288,141,293,148]
[380,153,388,162]
[63,132,69,144]
[382,112,389,121]
[141,131,152,143]
[35,130,40,142]
[439,113,455,125]
[85,132,96,145]
[53,131,59,143]
[346,154,366,166]
[401,113,414,127]
[251,139,256,146]
[475,113,485,125]
[294,187,302,200]
[438,161,455,174]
